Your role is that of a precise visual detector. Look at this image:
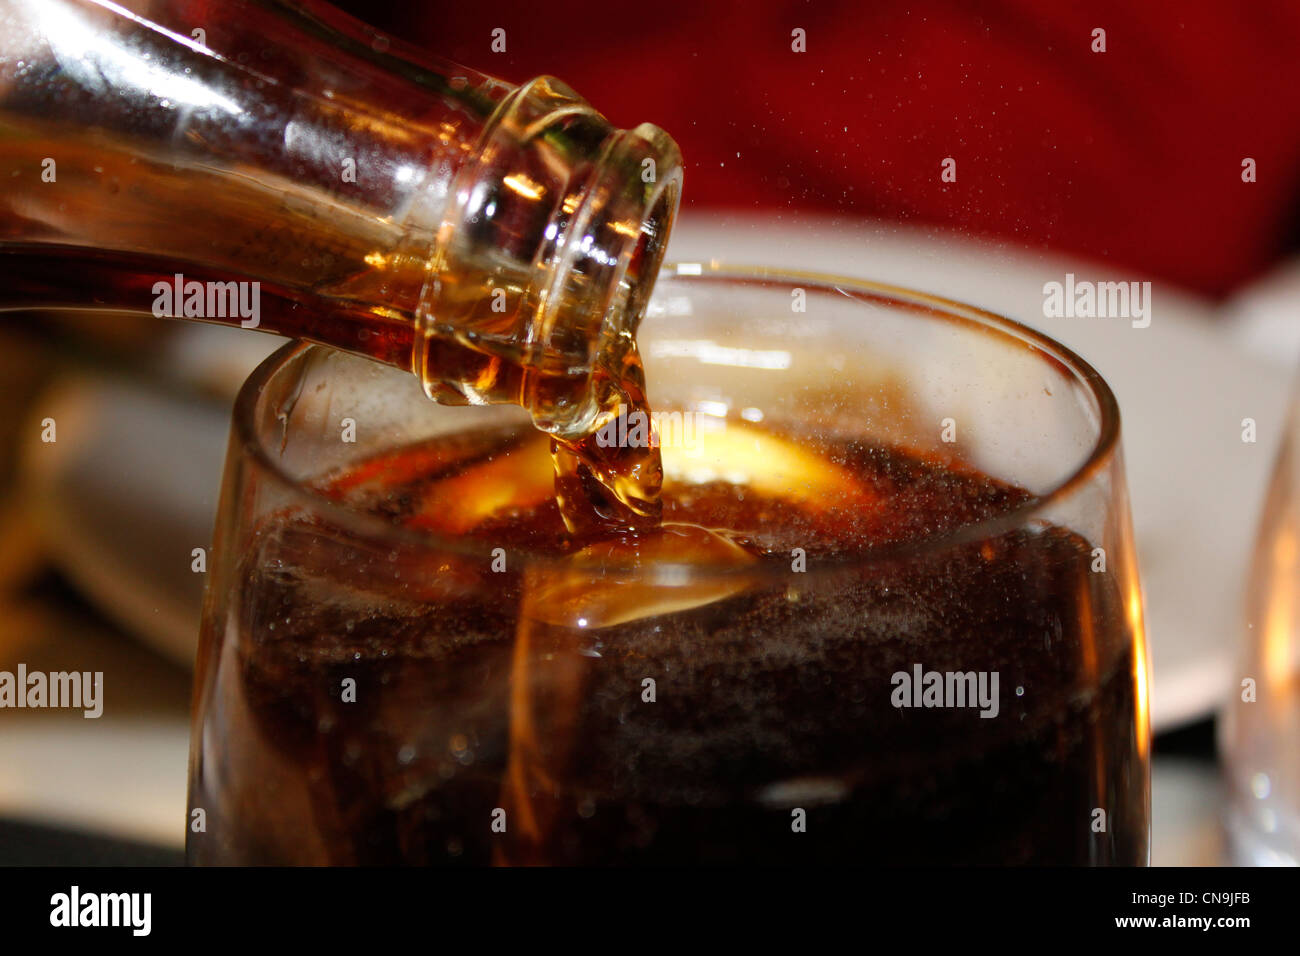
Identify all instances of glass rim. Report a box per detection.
[233,262,1122,573]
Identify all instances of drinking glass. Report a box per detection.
[188,265,1149,865]
[1222,378,1300,865]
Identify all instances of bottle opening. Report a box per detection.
[614,126,684,339]
[411,77,682,449]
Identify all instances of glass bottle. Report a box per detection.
[0,0,682,441]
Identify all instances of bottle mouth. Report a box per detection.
[596,125,683,341]
[536,121,683,439]
[411,76,682,441]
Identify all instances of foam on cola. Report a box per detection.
[188,418,1147,865]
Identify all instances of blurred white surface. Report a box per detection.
[1222,254,1300,370]
[0,719,188,847]
[0,587,190,848]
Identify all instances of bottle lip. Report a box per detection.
[563,122,684,341]
[411,74,683,440]
[535,120,683,438]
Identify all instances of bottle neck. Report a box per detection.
[0,0,682,439]
[410,75,682,439]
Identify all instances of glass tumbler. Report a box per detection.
[188,265,1149,865]
[1222,377,1300,866]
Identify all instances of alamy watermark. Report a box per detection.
[152,272,260,328]
[50,886,150,936]
[0,664,102,718]
[890,663,999,718]
[594,405,717,451]
[1042,273,1151,329]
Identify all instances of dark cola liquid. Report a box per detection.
[189,421,1147,865]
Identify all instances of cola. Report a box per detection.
[188,418,1147,865]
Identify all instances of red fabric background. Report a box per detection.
[346,0,1300,299]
